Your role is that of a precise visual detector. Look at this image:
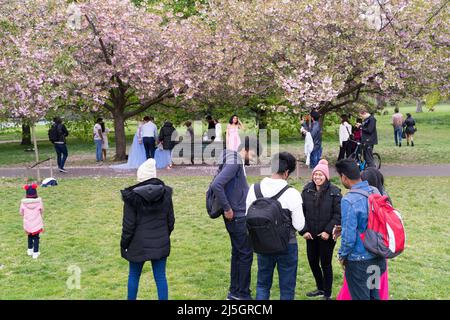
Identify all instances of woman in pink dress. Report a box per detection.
[226,115,243,151]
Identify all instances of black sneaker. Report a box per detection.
[306,290,324,298]
[226,292,239,300]
[59,168,68,173]
[399,142,401,147]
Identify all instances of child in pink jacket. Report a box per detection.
[20,184,44,259]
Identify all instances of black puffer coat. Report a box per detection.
[120,178,175,262]
[299,181,342,236]
[159,121,178,150]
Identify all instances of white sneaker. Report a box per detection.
[32,252,40,259]
[27,249,33,256]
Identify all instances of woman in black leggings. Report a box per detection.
[299,159,342,300]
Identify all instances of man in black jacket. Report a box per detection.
[211,136,262,300]
[358,108,378,168]
[50,117,69,173]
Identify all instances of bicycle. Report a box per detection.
[348,139,381,171]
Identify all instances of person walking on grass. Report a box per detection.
[392,107,404,147]
[20,184,44,260]
[93,118,104,164]
[121,159,175,300]
[246,152,305,300]
[338,115,353,160]
[359,108,378,168]
[211,136,262,300]
[403,113,416,147]
[49,117,69,173]
[300,159,342,300]
[335,159,386,300]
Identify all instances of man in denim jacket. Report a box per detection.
[335,159,386,300]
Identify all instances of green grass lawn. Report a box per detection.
[0,176,448,300]
[280,103,450,165]
[1,102,449,167]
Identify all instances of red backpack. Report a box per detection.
[350,188,406,259]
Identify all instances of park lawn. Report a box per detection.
[268,103,450,165]
[1,103,450,167]
[0,176,448,300]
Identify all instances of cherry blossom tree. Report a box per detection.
[62,0,220,160]
[0,0,70,176]
[204,0,450,119]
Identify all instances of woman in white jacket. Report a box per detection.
[338,115,353,160]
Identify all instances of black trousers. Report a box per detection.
[363,144,376,167]
[143,137,156,159]
[338,140,352,161]
[28,234,40,253]
[306,237,336,297]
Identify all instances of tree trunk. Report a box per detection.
[21,123,32,145]
[416,99,424,113]
[113,111,127,161]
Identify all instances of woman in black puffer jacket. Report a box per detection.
[299,159,342,300]
[121,175,175,300]
[157,121,179,169]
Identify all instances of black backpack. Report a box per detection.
[48,124,60,143]
[246,184,292,255]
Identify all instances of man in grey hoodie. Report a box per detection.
[211,136,261,300]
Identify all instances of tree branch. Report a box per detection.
[405,0,450,49]
[84,14,112,65]
[123,88,174,119]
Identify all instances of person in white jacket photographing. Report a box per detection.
[301,126,314,166]
[338,115,353,161]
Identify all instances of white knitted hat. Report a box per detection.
[137,158,157,182]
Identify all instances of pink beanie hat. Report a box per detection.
[312,159,330,181]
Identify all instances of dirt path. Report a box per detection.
[1,164,449,179]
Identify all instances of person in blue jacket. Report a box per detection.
[335,158,386,300]
[211,136,262,300]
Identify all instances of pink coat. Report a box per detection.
[20,198,44,234]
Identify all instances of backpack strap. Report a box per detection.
[254,184,291,200]
[348,186,381,197]
[254,183,264,199]
[271,185,291,200]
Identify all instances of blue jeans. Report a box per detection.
[394,127,402,145]
[310,147,322,169]
[127,258,168,300]
[345,257,387,300]
[256,243,298,300]
[54,143,68,169]
[224,216,253,299]
[94,139,103,161]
